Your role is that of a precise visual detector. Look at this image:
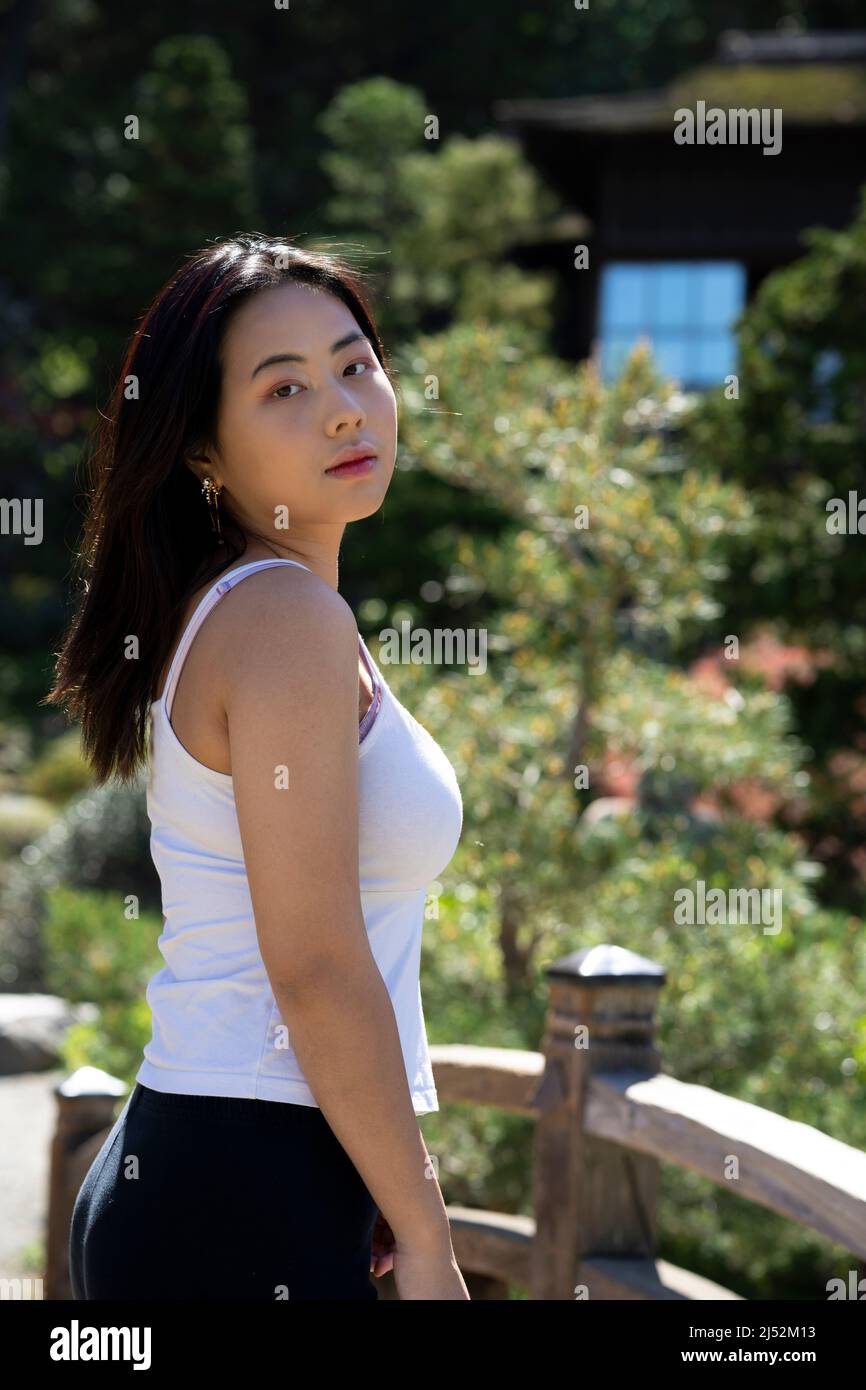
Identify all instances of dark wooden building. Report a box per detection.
[494,30,866,388]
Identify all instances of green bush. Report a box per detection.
[22,729,94,805]
[42,883,163,1089]
[0,777,159,991]
[420,860,865,1300]
[0,793,58,857]
[389,315,865,1299]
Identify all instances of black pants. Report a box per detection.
[69,1082,379,1301]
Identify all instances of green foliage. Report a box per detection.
[684,184,866,907]
[0,778,158,991]
[0,31,262,738]
[380,327,812,999]
[21,729,93,804]
[317,80,563,340]
[686,184,866,655]
[0,794,57,859]
[317,77,431,234]
[594,649,804,789]
[421,865,865,1297]
[393,135,560,316]
[41,885,162,1088]
[371,312,864,1297]
[42,884,161,1004]
[4,33,259,327]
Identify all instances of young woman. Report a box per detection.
[47,233,470,1301]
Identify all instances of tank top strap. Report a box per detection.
[162,558,312,717]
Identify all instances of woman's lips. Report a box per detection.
[324,455,377,478]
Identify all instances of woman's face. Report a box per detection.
[201,280,397,540]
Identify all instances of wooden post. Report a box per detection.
[45,1067,129,1300]
[528,944,666,1301]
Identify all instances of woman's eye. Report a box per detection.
[271,359,373,399]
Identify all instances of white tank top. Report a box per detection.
[136,558,463,1114]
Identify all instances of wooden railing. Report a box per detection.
[46,944,866,1300]
[423,944,866,1300]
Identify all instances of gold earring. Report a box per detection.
[201,476,224,545]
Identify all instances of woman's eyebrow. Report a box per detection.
[250,331,367,379]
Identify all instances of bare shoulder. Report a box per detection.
[217,564,359,705]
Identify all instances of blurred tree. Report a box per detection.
[685,185,866,907]
[0,33,258,729]
[385,317,863,1299]
[2,33,257,340]
[315,77,562,343]
[388,320,816,993]
[313,77,569,648]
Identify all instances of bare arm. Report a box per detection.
[224,569,452,1253]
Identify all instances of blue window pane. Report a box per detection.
[599,266,646,329]
[698,264,745,328]
[652,336,690,383]
[655,265,693,329]
[693,335,738,385]
[597,260,746,390]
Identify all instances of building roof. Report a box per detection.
[495,32,866,133]
[716,29,866,65]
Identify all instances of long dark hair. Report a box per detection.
[43,233,397,786]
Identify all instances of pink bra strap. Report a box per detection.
[358,638,382,741]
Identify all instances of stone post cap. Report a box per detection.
[56,1066,129,1099]
[545,943,666,987]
